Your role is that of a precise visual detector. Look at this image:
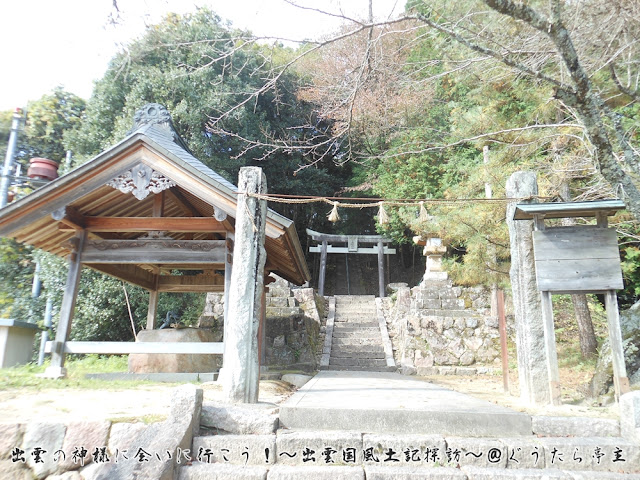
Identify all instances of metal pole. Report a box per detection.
[38,297,54,365]
[1,108,23,208]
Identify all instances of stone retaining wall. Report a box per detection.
[384,281,507,374]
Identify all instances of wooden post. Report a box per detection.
[604,290,631,399]
[377,240,385,298]
[318,240,327,296]
[497,288,510,393]
[259,283,267,368]
[44,229,87,378]
[540,291,562,405]
[146,288,159,330]
[222,167,267,404]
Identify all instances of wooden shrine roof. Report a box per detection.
[0,105,310,288]
[513,200,625,220]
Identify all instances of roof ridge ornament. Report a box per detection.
[131,103,173,132]
[107,163,176,200]
[129,103,194,154]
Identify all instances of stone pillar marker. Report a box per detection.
[222,167,268,404]
[505,171,550,405]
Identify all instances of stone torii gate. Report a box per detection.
[307,229,396,298]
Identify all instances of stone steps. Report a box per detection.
[331,337,382,346]
[178,464,638,479]
[185,431,640,475]
[320,364,397,372]
[329,357,389,367]
[331,345,385,356]
[327,296,390,372]
[333,323,380,330]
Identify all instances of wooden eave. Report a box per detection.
[513,200,626,220]
[0,127,310,287]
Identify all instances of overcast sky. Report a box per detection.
[0,0,406,111]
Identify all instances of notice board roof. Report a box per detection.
[513,200,625,221]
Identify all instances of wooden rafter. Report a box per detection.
[58,216,227,233]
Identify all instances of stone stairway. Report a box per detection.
[181,371,640,479]
[322,295,396,372]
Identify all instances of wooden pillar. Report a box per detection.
[222,167,267,404]
[44,229,87,378]
[540,291,562,405]
[224,233,234,329]
[604,290,631,399]
[259,281,267,367]
[497,288,510,394]
[377,240,385,298]
[318,240,328,296]
[146,288,159,330]
[217,233,234,385]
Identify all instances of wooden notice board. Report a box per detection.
[533,226,623,293]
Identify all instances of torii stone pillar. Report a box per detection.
[506,171,550,404]
[222,167,268,404]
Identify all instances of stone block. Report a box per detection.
[532,416,620,438]
[281,374,312,388]
[362,434,446,466]
[23,422,67,479]
[499,437,545,469]
[266,307,303,319]
[46,472,84,480]
[444,437,507,468]
[417,298,441,310]
[569,471,640,479]
[268,297,290,308]
[107,423,147,455]
[268,287,291,298]
[537,437,640,473]
[365,465,468,479]
[461,466,568,479]
[178,463,268,479]
[59,420,111,471]
[193,434,276,466]
[276,430,362,466]
[0,459,32,480]
[91,385,202,480]
[441,298,465,310]
[169,384,204,452]
[416,366,439,376]
[129,328,221,373]
[620,391,640,442]
[0,423,23,460]
[268,465,365,479]
[201,402,279,435]
[455,367,477,376]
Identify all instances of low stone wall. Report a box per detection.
[264,278,325,372]
[199,277,326,373]
[384,281,504,374]
[0,384,202,480]
[129,328,223,374]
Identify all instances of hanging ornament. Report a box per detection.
[327,201,340,222]
[418,201,429,222]
[377,202,389,225]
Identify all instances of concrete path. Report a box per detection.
[279,370,532,437]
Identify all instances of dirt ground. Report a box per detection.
[424,370,620,419]
[0,380,296,424]
[0,371,621,425]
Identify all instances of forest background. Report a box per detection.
[0,0,639,362]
